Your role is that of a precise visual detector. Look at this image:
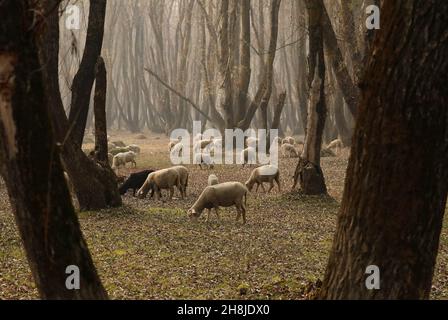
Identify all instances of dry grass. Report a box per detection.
[0,131,447,299]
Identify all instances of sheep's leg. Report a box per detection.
[260,183,267,193]
[275,176,281,192]
[268,181,275,193]
[255,183,260,193]
[214,207,220,220]
[235,206,241,222]
[241,206,247,224]
[206,209,211,222]
[169,187,174,200]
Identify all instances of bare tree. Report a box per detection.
[0,0,108,299]
[319,0,448,299]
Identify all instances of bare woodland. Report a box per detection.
[0,0,447,300]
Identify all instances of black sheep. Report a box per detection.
[119,169,155,196]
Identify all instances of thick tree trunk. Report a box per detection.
[293,0,327,195]
[39,0,122,211]
[68,0,107,147]
[0,1,108,299]
[319,0,448,299]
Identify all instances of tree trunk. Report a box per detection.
[39,0,122,211]
[0,0,108,299]
[68,0,107,147]
[321,2,360,117]
[293,0,327,195]
[94,56,109,164]
[319,0,448,299]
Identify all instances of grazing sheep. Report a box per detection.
[171,165,189,199]
[282,136,296,145]
[240,147,257,167]
[327,139,343,154]
[245,165,280,193]
[119,169,155,196]
[188,182,249,224]
[170,142,184,158]
[208,174,219,186]
[194,152,215,169]
[110,146,131,155]
[193,139,212,151]
[112,140,126,148]
[128,144,141,154]
[245,137,259,148]
[281,143,299,158]
[273,136,283,146]
[112,151,137,169]
[137,167,180,200]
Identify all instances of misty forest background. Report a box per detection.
[0,0,447,300]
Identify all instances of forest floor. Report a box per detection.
[0,131,447,300]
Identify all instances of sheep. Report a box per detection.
[137,167,180,200]
[193,139,212,151]
[171,165,189,199]
[170,142,184,158]
[112,140,126,148]
[110,146,131,155]
[281,143,299,158]
[240,147,257,167]
[128,144,141,154]
[282,136,296,145]
[208,174,219,186]
[273,136,283,146]
[245,137,259,149]
[327,139,343,154]
[245,165,280,193]
[194,152,215,169]
[119,169,155,196]
[112,151,137,169]
[188,182,249,224]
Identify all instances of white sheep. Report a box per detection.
[170,142,184,158]
[327,139,343,154]
[194,152,215,169]
[171,165,189,199]
[245,137,259,148]
[282,136,296,145]
[240,147,257,167]
[193,139,212,152]
[281,143,299,158]
[208,174,219,186]
[137,167,180,200]
[245,165,280,193]
[188,182,248,224]
[128,144,141,154]
[112,151,137,169]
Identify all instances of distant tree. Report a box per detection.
[0,0,108,299]
[319,0,448,299]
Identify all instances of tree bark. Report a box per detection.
[319,0,448,299]
[0,0,108,299]
[93,56,109,164]
[293,0,327,195]
[39,0,122,211]
[68,0,107,147]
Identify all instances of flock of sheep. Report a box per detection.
[107,134,342,225]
